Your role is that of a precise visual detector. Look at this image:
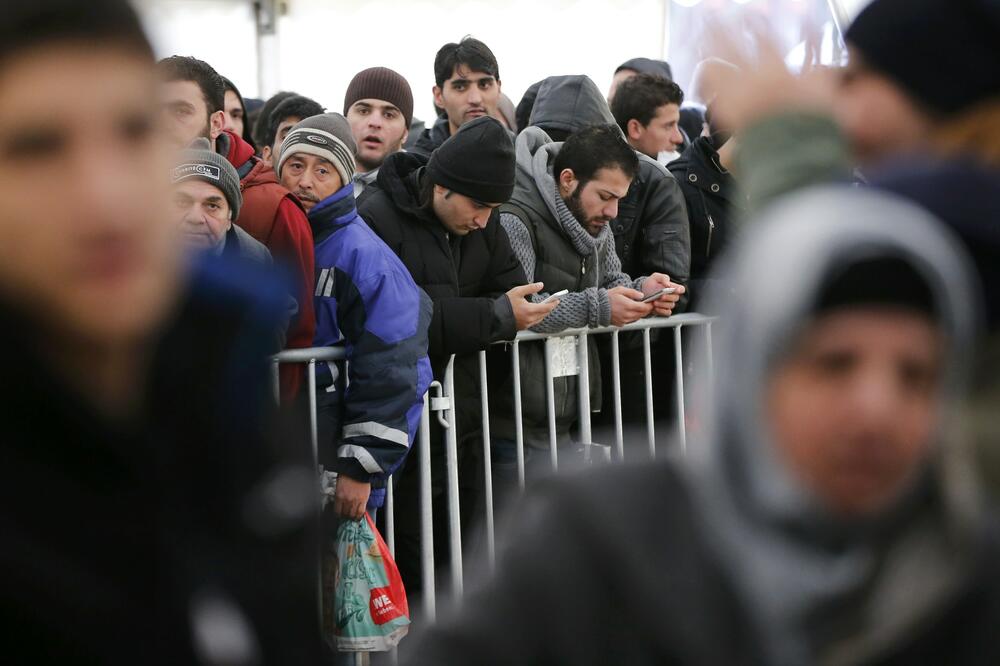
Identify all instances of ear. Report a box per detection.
[432,86,445,110]
[401,127,410,146]
[627,118,644,142]
[209,110,227,140]
[260,144,272,162]
[558,168,578,197]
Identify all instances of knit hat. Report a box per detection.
[172,138,242,219]
[615,57,673,82]
[426,115,514,203]
[343,67,414,127]
[846,0,1000,115]
[276,113,357,186]
[813,256,936,320]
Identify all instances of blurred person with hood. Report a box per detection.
[0,1,327,662]
[410,37,509,158]
[157,57,317,399]
[274,112,433,520]
[404,186,1000,666]
[343,66,414,206]
[359,116,557,597]
[492,124,683,473]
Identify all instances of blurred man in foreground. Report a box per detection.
[0,1,326,662]
[406,188,1000,665]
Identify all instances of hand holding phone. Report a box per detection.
[541,289,568,304]
[638,287,676,303]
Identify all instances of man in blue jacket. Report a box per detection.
[277,112,433,520]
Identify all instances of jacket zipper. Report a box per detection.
[706,213,715,259]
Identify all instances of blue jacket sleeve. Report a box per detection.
[330,254,433,483]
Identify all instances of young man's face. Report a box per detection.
[0,44,181,346]
[173,179,231,249]
[264,115,303,167]
[432,186,498,236]
[223,89,245,138]
[767,308,943,516]
[834,50,934,165]
[347,98,409,173]
[433,65,500,135]
[559,166,632,237]
[627,103,683,158]
[159,79,225,149]
[279,153,343,212]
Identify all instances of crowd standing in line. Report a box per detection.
[3,0,999,663]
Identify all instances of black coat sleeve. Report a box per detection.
[638,160,692,309]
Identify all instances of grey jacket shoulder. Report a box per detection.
[231,224,273,265]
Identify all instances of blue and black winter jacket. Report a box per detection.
[309,182,432,508]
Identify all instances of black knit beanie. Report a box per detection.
[846,0,1000,115]
[343,67,414,127]
[426,116,514,203]
[813,256,936,320]
[615,57,674,82]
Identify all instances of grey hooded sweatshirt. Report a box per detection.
[527,75,691,297]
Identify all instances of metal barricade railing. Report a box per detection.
[271,311,716,644]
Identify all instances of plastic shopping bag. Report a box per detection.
[324,513,410,652]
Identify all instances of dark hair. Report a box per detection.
[610,73,684,132]
[253,91,297,149]
[433,36,500,88]
[0,0,152,66]
[157,56,226,115]
[263,95,324,149]
[222,76,255,148]
[553,124,639,186]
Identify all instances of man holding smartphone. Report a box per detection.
[491,124,683,473]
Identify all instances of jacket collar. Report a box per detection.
[308,182,358,238]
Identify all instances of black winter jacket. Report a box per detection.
[359,151,526,372]
[406,462,1000,666]
[668,136,745,307]
[0,257,326,665]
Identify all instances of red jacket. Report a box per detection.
[218,130,316,400]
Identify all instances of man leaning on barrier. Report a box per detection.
[491,124,684,474]
[359,115,558,599]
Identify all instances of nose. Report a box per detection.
[472,212,489,229]
[297,173,313,190]
[467,87,483,105]
[671,127,684,148]
[369,112,383,129]
[604,200,619,220]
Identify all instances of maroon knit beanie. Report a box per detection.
[343,67,414,126]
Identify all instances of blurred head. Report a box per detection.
[608,57,673,103]
[344,67,413,173]
[767,259,944,516]
[221,76,251,147]
[261,95,324,167]
[611,73,685,158]
[834,51,936,165]
[432,37,501,135]
[276,113,356,212]
[424,115,514,235]
[0,0,181,347]
[553,124,639,236]
[156,55,226,149]
[690,57,739,106]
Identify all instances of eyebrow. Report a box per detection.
[203,195,225,205]
[449,75,495,86]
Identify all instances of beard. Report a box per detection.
[565,187,610,237]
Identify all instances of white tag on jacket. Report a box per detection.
[548,337,579,378]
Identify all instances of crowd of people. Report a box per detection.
[2,0,999,663]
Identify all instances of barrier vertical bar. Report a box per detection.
[543,338,559,472]
[643,328,655,458]
[385,479,395,557]
[576,333,592,456]
[271,359,281,404]
[418,392,435,621]
[704,321,715,379]
[442,358,463,600]
[307,359,319,467]
[611,331,624,461]
[512,342,526,490]
[478,351,496,570]
[673,326,687,453]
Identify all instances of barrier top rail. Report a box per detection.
[507,312,717,343]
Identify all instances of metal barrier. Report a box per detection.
[271,311,715,646]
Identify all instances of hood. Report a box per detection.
[528,75,616,137]
[616,56,673,81]
[216,129,257,174]
[689,186,983,664]
[375,150,432,220]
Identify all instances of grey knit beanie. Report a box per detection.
[171,138,242,219]
[276,113,357,187]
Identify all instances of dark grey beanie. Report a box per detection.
[172,138,242,219]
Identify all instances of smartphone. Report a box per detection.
[541,289,569,304]
[638,287,676,303]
